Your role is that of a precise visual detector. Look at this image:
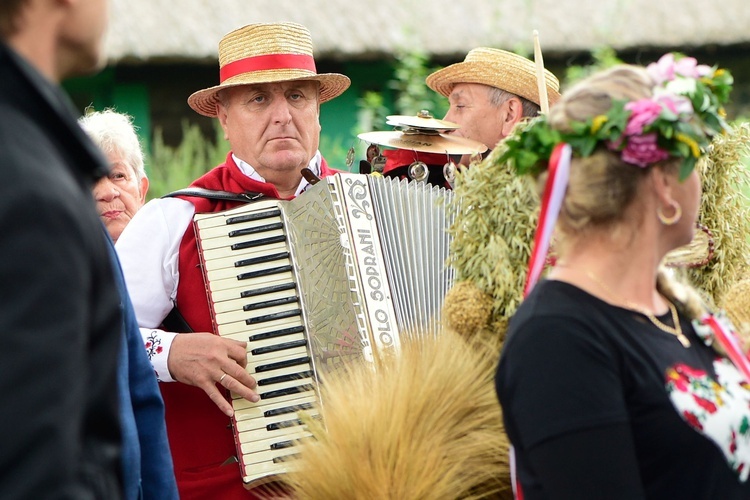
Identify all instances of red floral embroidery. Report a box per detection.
[683,410,704,431]
[693,394,718,413]
[145,331,163,361]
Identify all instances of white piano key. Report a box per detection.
[200,228,287,253]
[213,288,299,315]
[232,391,316,412]
[197,215,284,241]
[239,428,312,455]
[202,242,288,272]
[217,314,302,338]
[233,391,314,414]
[216,303,301,328]
[242,458,298,484]
[194,200,282,229]
[244,344,309,366]
[207,271,295,293]
[208,276,295,303]
[235,408,320,433]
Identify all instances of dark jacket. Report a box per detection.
[0,42,123,498]
[106,235,179,500]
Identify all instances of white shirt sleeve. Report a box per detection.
[116,197,195,382]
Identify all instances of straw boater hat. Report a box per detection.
[426,47,561,107]
[188,22,351,117]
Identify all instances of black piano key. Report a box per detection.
[231,234,286,251]
[273,453,300,464]
[251,338,307,356]
[260,384,313,400]
[237,264,293,281]
[228,221,284,238]
[226,209,281,225]
[263,402,314,418]
[246,308,301,326]
[270,440,294,450]
[240,282,296,299]
[234,251,289,268]
[266,419,303,431]
[243,296,298,312]
[258,370,313,387]
[255,356,310,373]
[248,325,305,342]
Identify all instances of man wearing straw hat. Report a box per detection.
[426,47,561,166]
[116,22,350,498]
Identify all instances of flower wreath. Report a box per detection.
[500,53,733,180]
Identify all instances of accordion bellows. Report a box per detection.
[194,173,458,487]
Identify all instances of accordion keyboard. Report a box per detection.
[194,199,317,485]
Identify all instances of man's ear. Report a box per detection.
[216,101,230,141]
[500,97,524,137]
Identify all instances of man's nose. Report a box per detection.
[269,98,293,124]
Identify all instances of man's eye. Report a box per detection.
[112,173,126,180]
[289,93,303,100]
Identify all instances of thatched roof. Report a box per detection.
[107,0,750,62]
[106,0,750,63]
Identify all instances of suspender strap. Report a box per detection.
[162,187,264,203]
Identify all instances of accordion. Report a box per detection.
[194,173,456,487]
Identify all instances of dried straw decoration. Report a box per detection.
[444,142,539,342]
[684,123,750,308]
[281,329,511,500]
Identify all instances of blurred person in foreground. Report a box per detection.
[495,53,750,499]
[80,109,178,500]
[426,47,560,166]
[0,0,123,497]
[115,22,350,498]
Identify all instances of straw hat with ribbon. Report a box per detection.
[188,22,351,117]
[426,47,560,107]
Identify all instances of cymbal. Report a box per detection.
[358,130,488,155]
[385,113,460,131]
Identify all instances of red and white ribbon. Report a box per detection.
[701,314,750,382]
[523,143,572,297]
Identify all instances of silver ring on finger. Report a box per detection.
[219,373,227,383]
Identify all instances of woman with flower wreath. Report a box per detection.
[495,54,750,499]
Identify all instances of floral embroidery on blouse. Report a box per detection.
[666,358,750,481]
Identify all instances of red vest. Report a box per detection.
[162,153,337,499]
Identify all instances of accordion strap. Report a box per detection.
[162,187,264,203]
[161,306,194,334]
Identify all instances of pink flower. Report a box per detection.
[621,133,670,167]
[624,99,663,135]
[654,93,693,116]
[647,53,676,84]
[674,56,712,78]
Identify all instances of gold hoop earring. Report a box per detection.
[658,200,682,226]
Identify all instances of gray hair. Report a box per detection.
[79,109,146,181]
[488,87,540,118]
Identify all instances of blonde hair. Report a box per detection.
[545,65,708,320]
[543,66,657,236]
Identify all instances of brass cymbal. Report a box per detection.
[358,130,488,155]
[385,113,460,131]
